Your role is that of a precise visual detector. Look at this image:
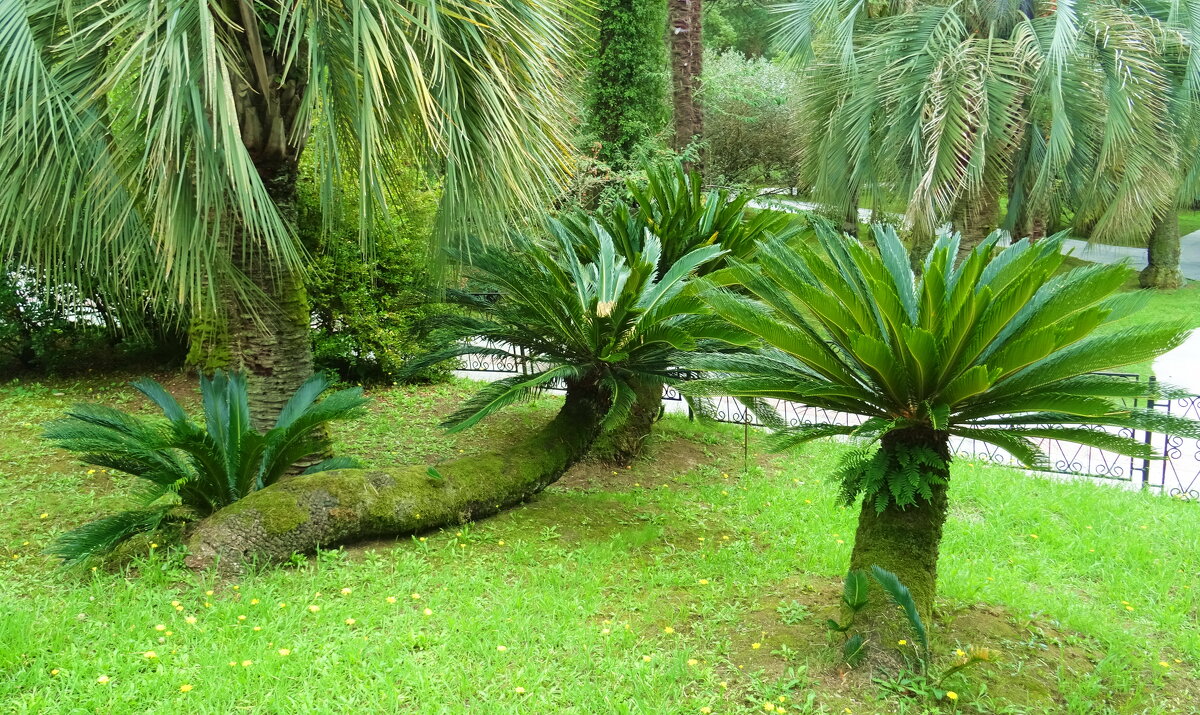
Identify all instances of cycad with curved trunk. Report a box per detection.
[0,0,582,427]
[186,220,743,571]
[683,219,1199,670]
[778,0,1193,257]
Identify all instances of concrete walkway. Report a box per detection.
[1060,234,1200,281]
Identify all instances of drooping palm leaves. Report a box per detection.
[405,220,746,432]
[45,371,368,563]
[777,0,1196,246]
[684,219,1200,510]
[0,0,584,311]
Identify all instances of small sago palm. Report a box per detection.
[46,372,368,564]
[683,219,1199,667]
[407,219,743,460]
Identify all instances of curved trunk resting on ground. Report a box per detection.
[185,380,607,573]
[845,428,951,672]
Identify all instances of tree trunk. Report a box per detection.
[951,185,1000,261]
[589,379,663,465]
[1139,212,1184,290]
[669,0,703,166]
[845,428,951,673]
[225,22,313,430]
[185,377,609,574]
[842,188,860,238]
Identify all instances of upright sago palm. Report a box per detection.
[0,0,582,427]
[684,219,1200,669]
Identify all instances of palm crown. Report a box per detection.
[685,220,1199,509]
[45,371,368,563]
[406,219,745,432]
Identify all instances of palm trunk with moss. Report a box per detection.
[844,428,951,672]
[186,376,609,573]
[951,185,1000,261]
[222,25,315,431]
[589,379,663,464]
[1139,212,1184,290]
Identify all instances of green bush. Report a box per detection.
[299,169,452,384]
[702,50,806,188]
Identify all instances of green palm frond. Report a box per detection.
[688,218,1197,509]
[42,370,367,563]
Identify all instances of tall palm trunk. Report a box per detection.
[1139,212,1184,290]
[224,25,313,430]
[186,375,610,573]
[845,428,951,671]
[951,184,1000,260]
[669,0,703,166]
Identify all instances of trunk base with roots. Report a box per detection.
[185,380,607,574]
[844,429,951,673]
[1140,213,1184,290]
[589,380,663,465]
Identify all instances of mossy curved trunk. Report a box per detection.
[185,379,607,574]
[589,379,663,465]
[845,429,951,672]
[1139,213,1184,290]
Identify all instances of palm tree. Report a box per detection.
[186,221,744,572]
[683,219,1199,670]
[0,0,582,428]
[777,0,1192,258]
[45,371,367,564]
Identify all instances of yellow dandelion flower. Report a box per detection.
[232,586,239,591]
[719,681,728,688]
[411,593,421,600]
[237,615,247,621]
[50,669,60,676]
[1125,605,1135,612]
[1159,661,1170,668]
[701,708,713,714]
[149,543,158,549]
[642,655,652,662]
[278,649,291,656]
[279,603,287,608]
[687,658,698,666]
[386,596,397,603]
[663,627,675,634]
[154,624,166,631]
[180,683,193,693]
[341,588,352,595]
[423,608,433,616]
[143,650,158,659]
[175,606,183,612]
[308,605,320,613]
[171,601,181,607]
[601,628,611,635]
[763,703,776,712]
[228,661,238,667]
[40,513,48,519]
[345,618,356,625]
[1029,534,1038,539]
[205,590,214,596]
[252,626,262,632]
[241,660,252,667]
[698,579,709,585]
[751,642,761,650]
[514,687,526,694]
[250,598,260,605]
[87,469,96,475]
[946,691,958,701]
[165,631,172,636]
[955,649,965,657]
[185,616,197,624]
[96,675,110,684]
[898,640,907,645]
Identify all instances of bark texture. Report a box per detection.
[951,184,1000,261]
[669,0,703,162]
[846,429,951,672]
[225,22,315,430]
[589,379,663,465]
[1139,212,1184,290]
[185,380,607,573]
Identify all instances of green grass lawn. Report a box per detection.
[1177,210,1200,238]
[1,375,1198,714]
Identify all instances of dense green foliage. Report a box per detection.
[565,162,804,274]
[685,221,1199,510]
[43,372,367,563]
[298,170,450,384]
[588,0,671,167]
[405,221,743,432]
[702,51,806,187]
[779,0,1199,245]
[704,0,775,57]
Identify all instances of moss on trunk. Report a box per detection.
[951,184,1000,261]
[588,379,663,465]
[845,428,951,672]
[185,379,607,573]
[1139,213,1184,290]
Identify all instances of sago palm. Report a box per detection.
[683,219,1199,668]
[406,218,744,460]
[1,0,582,427]
[778,0,1193,256]
[45,371,368,564]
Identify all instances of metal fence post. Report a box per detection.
[1142,375,1156,491]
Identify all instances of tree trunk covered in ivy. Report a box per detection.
[590,0,669,168]
[845,428,951,672]
[222,19,315,430]
[1139,212,1184,290]
[669,0,703,165]
[589,378,663,465]
[186,378,609,573]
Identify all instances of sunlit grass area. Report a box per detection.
[1,376,1197,713]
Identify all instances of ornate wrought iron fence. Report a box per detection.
[454,345,1197,499]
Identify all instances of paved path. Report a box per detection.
[1060,235,1200,281]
